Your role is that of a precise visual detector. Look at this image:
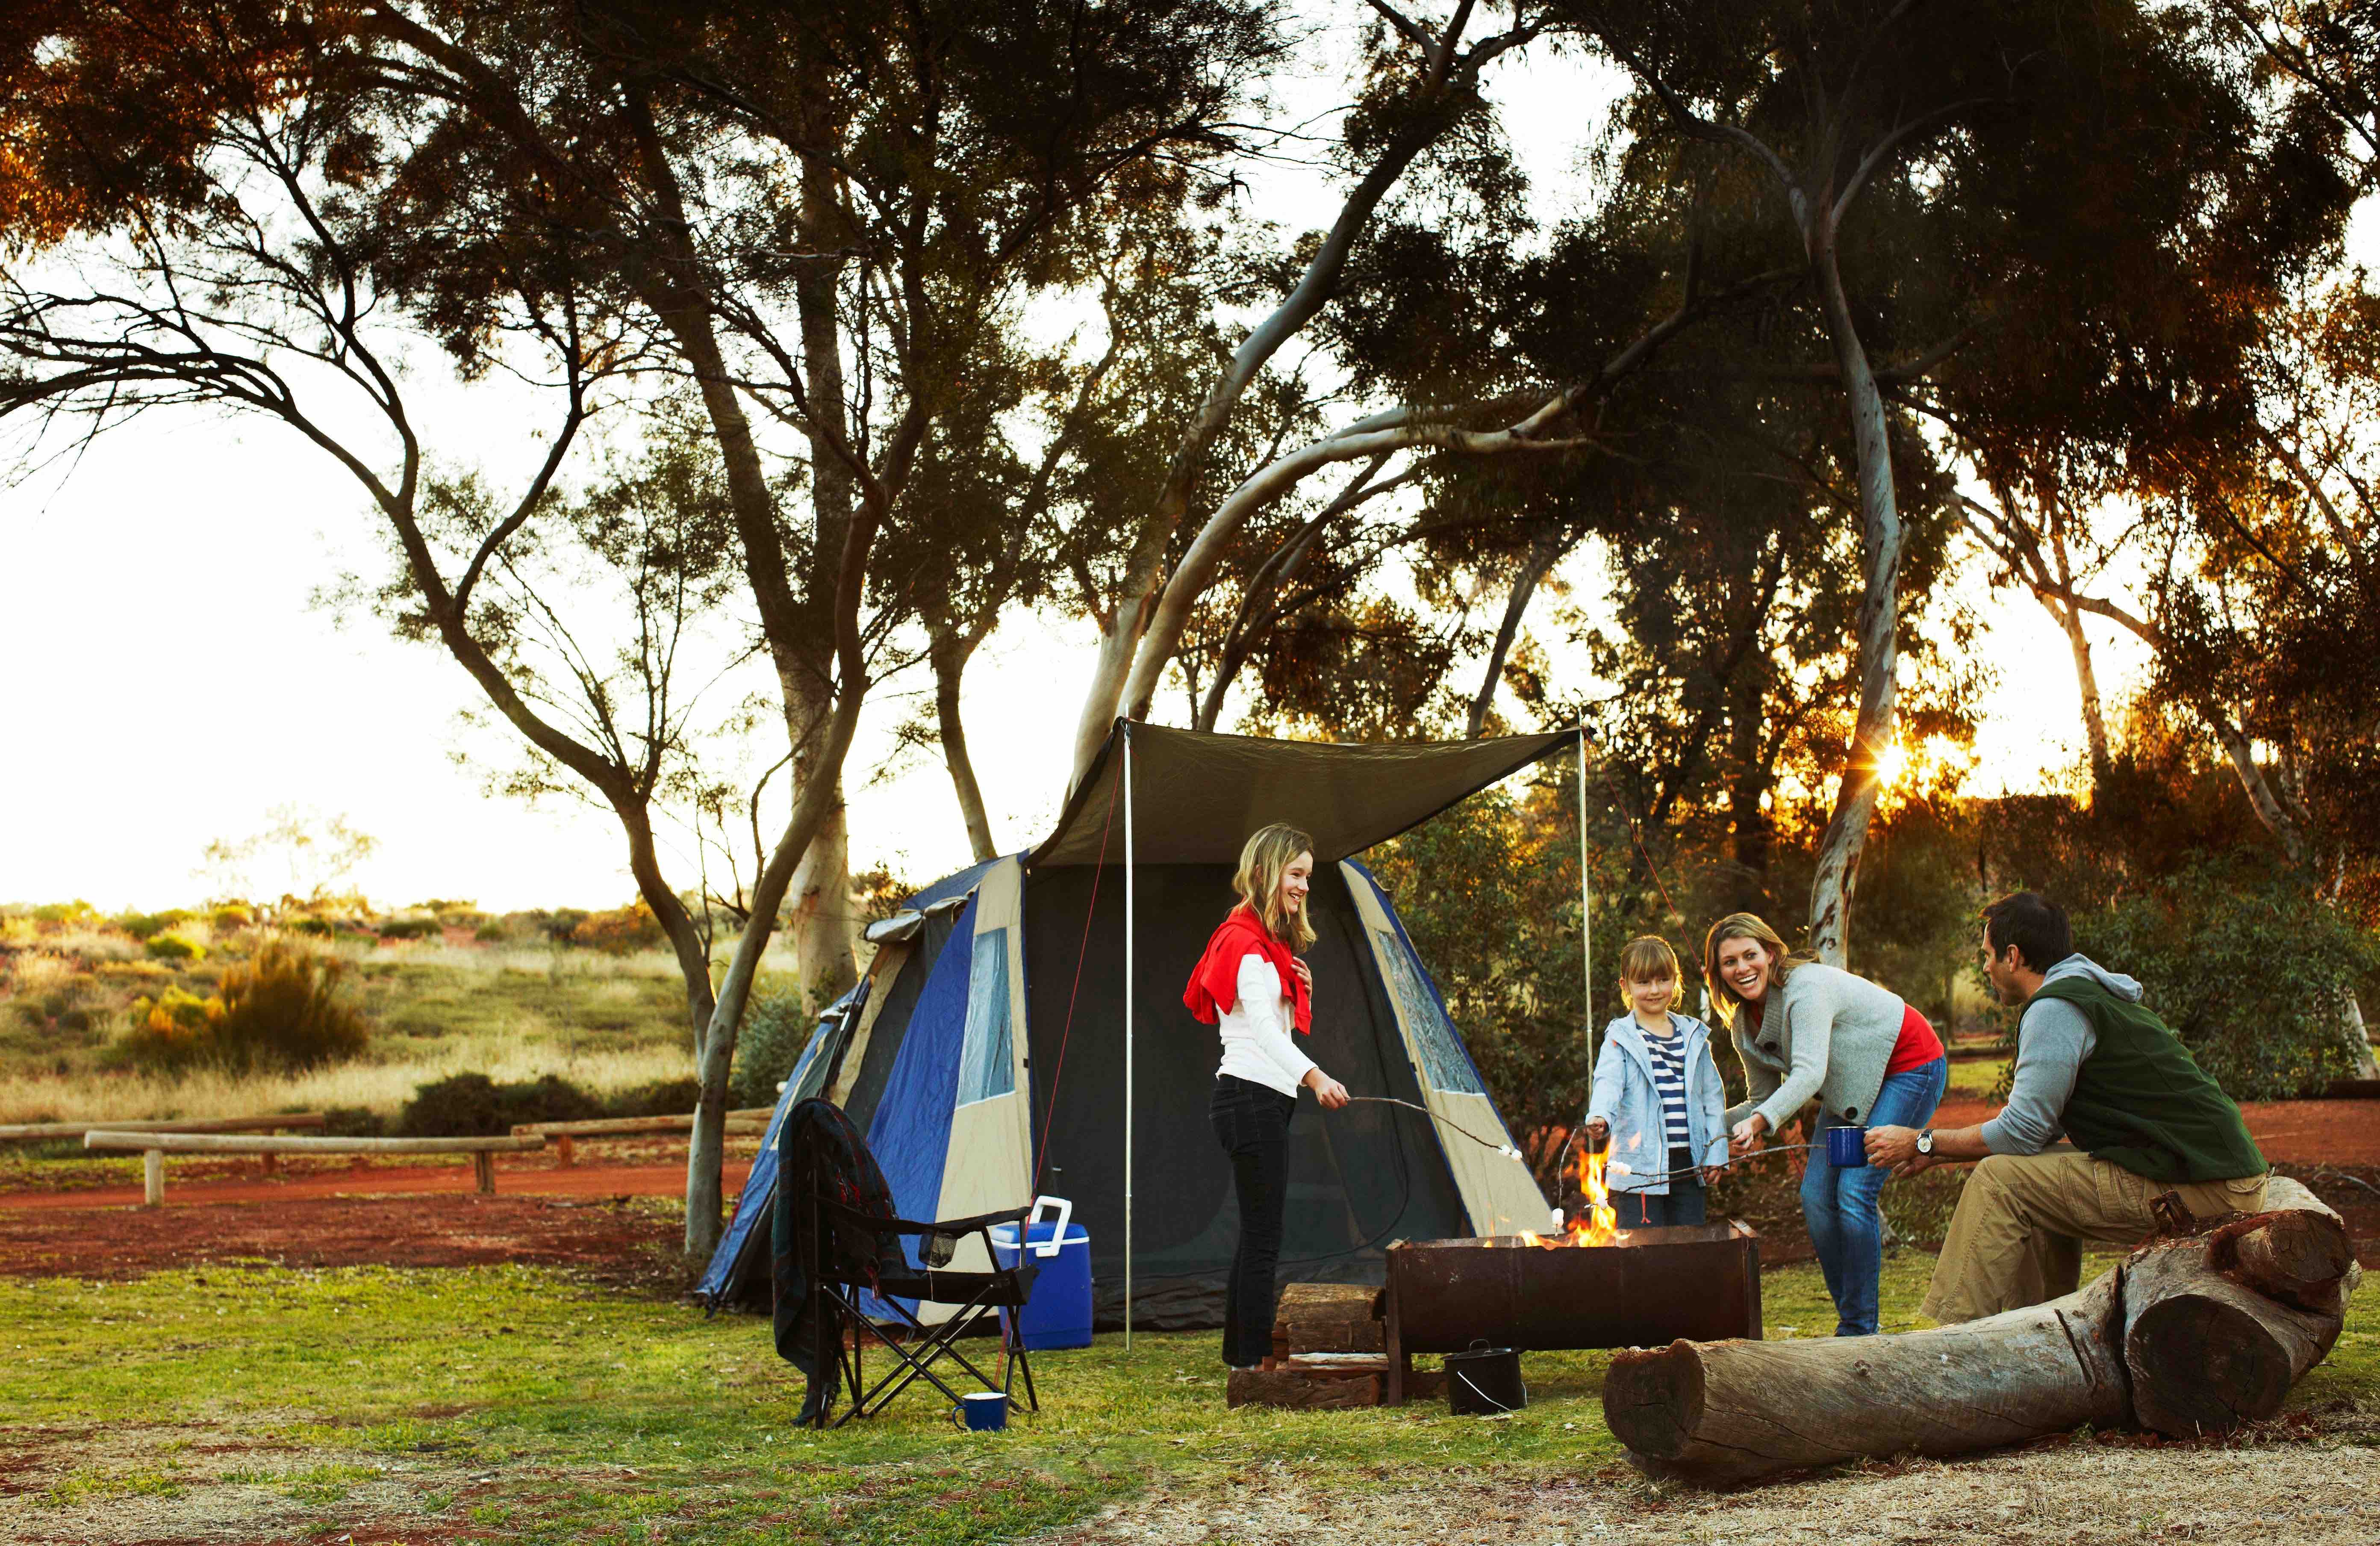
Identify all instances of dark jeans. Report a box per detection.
[1210,1073,1296,1366]
[1617,1146,1706,1227]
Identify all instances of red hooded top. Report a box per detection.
[1184,904,1311,1036]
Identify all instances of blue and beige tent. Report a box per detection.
[696,722,1583,1330]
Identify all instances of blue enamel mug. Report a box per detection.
[953,1391,1009,1432]
[1826,1123,1868,1169]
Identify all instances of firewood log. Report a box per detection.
[1226,1366,1381,1410]
[2121,1175,2359,1438]
[1273,1283,1384,1354]
[1604,1272,2128,1485]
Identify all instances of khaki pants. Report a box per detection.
[1920,1146,2267,1325]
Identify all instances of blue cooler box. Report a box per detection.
[991,1203,1092,1351]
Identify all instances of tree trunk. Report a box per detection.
[933,627,999,862]
[1801,236,1904,968]
[1067,25,1486,788]
[1466,534,1561,739]
[785,790,857,1012]
[685,680,871,1261]
[2052,596,2113,794]
[1604,1272,2130,1486]
[1726,677,1773,914]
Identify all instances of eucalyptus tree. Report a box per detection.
[0,0,1279,1258]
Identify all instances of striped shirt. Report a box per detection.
[1641,1029,1693,1147]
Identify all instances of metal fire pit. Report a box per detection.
[1381,1222,1762,1404]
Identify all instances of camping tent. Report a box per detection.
[695,722,1582,1330]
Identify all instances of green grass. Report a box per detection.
[4,1250,2369,1542]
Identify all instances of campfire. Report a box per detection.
[1515,1141,1627,1248]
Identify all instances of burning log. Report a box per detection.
[1602,1174,2359,1483]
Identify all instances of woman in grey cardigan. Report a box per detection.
[1703,912,1948,1335]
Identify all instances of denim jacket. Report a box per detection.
[1583,1011,1729,1194]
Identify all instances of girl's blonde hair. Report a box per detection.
[1700,912,1803,1026]
[1617,935,1681,984]
[1234,823,1317,951]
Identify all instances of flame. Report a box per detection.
[1564,1143,1625,1246]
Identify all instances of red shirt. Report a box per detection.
[1883,1003,1944,1076]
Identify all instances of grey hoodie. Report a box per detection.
[1980,954,2138,1155]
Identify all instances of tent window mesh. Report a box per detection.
[957,928,1015,1104]
[1373,928,1484,1094]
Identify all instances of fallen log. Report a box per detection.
[1603,1175,2360,1481]
[1605,1272,2128,1485]
[2122,1175,2359,1438]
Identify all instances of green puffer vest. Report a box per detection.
[2031,975,2265,1184]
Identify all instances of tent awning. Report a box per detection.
[1028,721,1579,868]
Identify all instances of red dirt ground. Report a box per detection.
[0,1157,750,1211]
[0,1103,2368,1283]
[1928,1096,2380,1165]
[0,1191,689,1284]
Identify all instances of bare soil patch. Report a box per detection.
[0,1154,750,1211]
[1048,1440,2380,1546]
[0,1419,550,1546]
[0,1191,686,1288]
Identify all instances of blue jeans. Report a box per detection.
[1801,1056,1947,1336]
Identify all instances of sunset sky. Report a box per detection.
[3,25,2349,915]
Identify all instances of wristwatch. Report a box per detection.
[1915,1129,1935,1157]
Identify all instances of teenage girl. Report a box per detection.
[1184,822,1351,1369]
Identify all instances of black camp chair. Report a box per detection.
[783,1106,1042,1429]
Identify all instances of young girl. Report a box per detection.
[1581,936,1728,1227]
[1183,823,1351,1370]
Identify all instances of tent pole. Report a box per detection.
[1122,721,1136,1350]
[1577,729,1593,1091]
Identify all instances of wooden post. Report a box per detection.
[473,1152,497,1195]
[557,1134,575,1168]
[261,1151,277,1175]
[143,1149,163,1207]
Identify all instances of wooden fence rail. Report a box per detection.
[81,1130,546,1206]
[0,1113,328,1143]
[511,1108,775,1166]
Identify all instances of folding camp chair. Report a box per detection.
[784,1109,1044,1429]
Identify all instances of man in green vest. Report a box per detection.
[1865,891,2267,1323]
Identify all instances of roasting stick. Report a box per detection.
[1340,1095,1525,1159]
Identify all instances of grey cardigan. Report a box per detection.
[1723,961,1911,1132]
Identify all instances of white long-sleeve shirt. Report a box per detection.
[1215,953,1316,1099]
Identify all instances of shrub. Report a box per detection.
[321,1106,387,1138]
[544,908,590,943]
[29,901,97,928]
[212,904,255,931]
[112,988,224,1071]
[111,946,370,1074]
[211,944,371,1071]
[286,914,334,937]
[112,912,169,941]
[373,916,441,942]
[398,1072,604,1136]
[145,932,205,962]
[2064,859,2379,1101]
[606,1076,704,1118]
[572,902,663,955]
[730,991,815,1109]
